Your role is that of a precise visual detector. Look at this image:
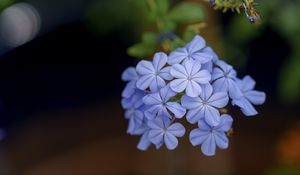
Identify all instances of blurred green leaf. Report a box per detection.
[127,32,158,58]
[0,0,12,11]
[142,32,158,44]
[168,2,205,23]
[146,0,169,22]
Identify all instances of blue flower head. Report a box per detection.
[121,34,266,156]
[190,114,233,156]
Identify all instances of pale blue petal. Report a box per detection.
[136,74,154,90]
[167,123,185,137]
[149,130,164,145]
[186,107,204,124]
[240,75,256,91]
[232,97,258,116]
[149,76,165,92]
[215,114,233,132]
[244,90,266,105]
[153,52,168,72]
[202,61,213,73]
[127,117,136,134]
[160,84,176,102]
[160,66,173,80]
[214,131,229,149]
[170,64,187,78]
[145,105,161,120]
[201,134,216,156]
[208,92,229,108]
[147,117,164,129]
[211,68,224,80]
[122,67,138,81]
[215,60,232,73]
[143,92,162,105]
[166,102,186,118]
[203,46,219,62]
[137,130,151,151]
[184,60,201,77]
[212,77,228,92]
[136,60,155,75]
[204,106,221,126]
[192,52,212,64]
[122,81,136,98]
[164,132,178,150]
[189,128,210,146]
[193,70,211,84]
[170,79,188,93]
[181,95,202,109]
[186,35,206,53]
[168,48,188,65]
[228,79,243,99]
[198,118,212,130]
[200,84,213,101]
[186,81,201,97]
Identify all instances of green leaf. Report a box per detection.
[142,32,158,45]
[168,2,205,23]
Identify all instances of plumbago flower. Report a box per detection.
[121,35,266,156]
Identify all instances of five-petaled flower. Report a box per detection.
[232,76,266,116]
[136,52,172,92]
[143,84,186,120]
[170,60,211,97]
[168,35,213,65]
[148,117,186,150]
[182,84,229,126]
[189,114,233,156]
[212,60,243,99]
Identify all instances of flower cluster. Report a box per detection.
[121,35,266,156]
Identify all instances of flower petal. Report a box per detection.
[160,84,176,102]
[204,106,221,126]
[170,79,188,93]
[181,95,202,109]
[170,64,187,78]
[215,114,233,132]
[200,84,213,101]
[149,130,164,145]
[145,105,162,120]
[164,132,178,150]
[214,131,229,149]
[198,118,212,130]
[122,81,136,98]
[203,46,219,62]
[160,66,173,80]
[228,79,243,99]
[201,134,216,156]
[122,67,138,81]
[186,35,206,53]
[192,52,212,64]
[143,92,162,105]
[166,102,186,118]
[149,76,165,92]
[168,48,188,65]
[186,107,204,124]
[167,123,185,137]
[189,128,210,146]
[211,68,224,81]
[193,70,211,84]
[186,81,201,97]
[136,60,155,75]
[153,52,168,72]
[244,90,266,105]
[136,74,154,90]
[240,75,256,92]
[212,77,228,92]
[184,60,201,77]
[137,130,151,151]
[208,92,229,108]
[232,97,258,116]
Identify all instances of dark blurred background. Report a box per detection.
[0,0,299,174]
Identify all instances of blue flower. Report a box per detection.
[147,117,185,150]
[121,89,146,110]
[212,60,243,99]
[189,114,233,156]
[136,52,173,92]
[168,35,213,65]
[143,84,186,120]
[121,67,139,98]
[182,84,229,126]
[232,76,266,116]
[170,60,211,97]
